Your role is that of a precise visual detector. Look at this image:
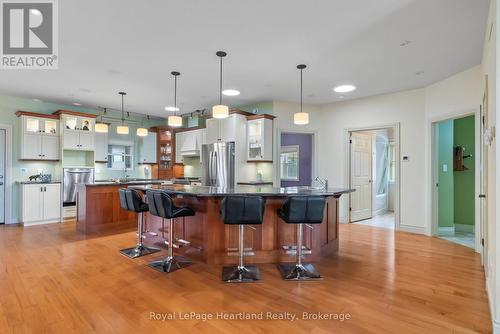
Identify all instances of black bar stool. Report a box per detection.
[118,188,160,258]
[220,196,265,283]
[277,196,326,280]
[146,190,195,273]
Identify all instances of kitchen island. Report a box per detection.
[76,180,166,234]
[131,184,353,265]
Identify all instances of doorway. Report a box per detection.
[348,125,400,230]
[280,132,314,187]
[0,129,4,224]
[433,115,477,249]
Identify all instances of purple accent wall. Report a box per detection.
[280,133,313,187]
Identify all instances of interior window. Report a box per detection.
[280,145,299,181]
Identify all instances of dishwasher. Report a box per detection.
[63,168,94,206]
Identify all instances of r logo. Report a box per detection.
[2,2,53,54]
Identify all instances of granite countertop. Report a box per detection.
[17,180,61,184]
[130,184,354,197]
[86,179,166,186]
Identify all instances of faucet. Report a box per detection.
[314,177,328,190]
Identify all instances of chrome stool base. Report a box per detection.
[277,263,323,281]
[148,256,192,273]
[120,245,160,259]
[222,265,261,283]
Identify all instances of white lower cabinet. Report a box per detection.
[21,183,61,225]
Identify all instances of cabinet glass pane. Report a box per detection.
[26,118,39,132]
[65,117,77,130]
[159,143,172,169]
[45,120,57,134]
[81,118,93,132]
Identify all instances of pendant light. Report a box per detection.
[294,64,309,125]
[116,91,129,135]
[212,51,229,119]
[95,107,108,133]
[136,113,148,137]
[167,71,183,127]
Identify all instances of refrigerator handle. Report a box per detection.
[212,151,218,186]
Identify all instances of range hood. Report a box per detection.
[180,134,200,156]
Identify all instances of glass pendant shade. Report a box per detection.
[136,127,148,136]
[212,104,229,119]
[168,115,182,127]
[116,125,129,135]
[294,112,309,125]
[95,123,108,133]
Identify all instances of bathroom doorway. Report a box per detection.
[348,125,400,230]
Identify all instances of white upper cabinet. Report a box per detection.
[60,114,95,151]
[247,117,273,161]
[94,132,108,162]
[206,114,246,144]
[138,131,157,164]
[18,114,60,160]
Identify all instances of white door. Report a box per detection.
[0,130,4,223]
[23,133,42,159]
[78,132,94,151]
[41,135,59,160]
[22,184,43,222]
[63,131,79,150]
[43,184,60,221]
[350,132,373,222]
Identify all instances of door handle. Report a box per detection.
[479,194,486,198]
[0,182,4,186]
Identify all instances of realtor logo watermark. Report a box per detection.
[0,0,58,69]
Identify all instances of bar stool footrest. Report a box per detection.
[148,256,192,274]
[277,263,323,281]
[120,245,161,259]
[227,251,255,257]
[222,265,261,283]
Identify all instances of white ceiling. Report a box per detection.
[0,0,490,117]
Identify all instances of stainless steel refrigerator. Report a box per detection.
[63,168,94,206]
[201,142,235,188]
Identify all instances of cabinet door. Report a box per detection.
[78,132,95,151]
[94,132,108,162]
[205,118,220,144]
[22,133,42,159]
[41,135,59,160]
[139,132,157,163]
[63,131,79,149]
[23,117,42,133]
[43,184,60,221]
[220,116,237,142]
[22,185,43,222]
[175,132,185,163]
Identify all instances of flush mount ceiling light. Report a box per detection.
[95,107,109,133]
[167,71,183,127]
[72,102,82,106]
[164,106,179,112]
[212,51,229,119]
[333,84,356,93]
[116,92,129,135]
[222,89,240,96]
[294,64,309,125]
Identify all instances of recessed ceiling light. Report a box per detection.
[400,40,411,47]
[72,102,82,106]
[165,106,179,112]
[333,85,356,93]
[32,98,41,102]
[222,89,240,96]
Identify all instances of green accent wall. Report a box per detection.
[453,115,475,226]
[437,120,454,228]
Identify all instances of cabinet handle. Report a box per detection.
[44,186,46,192]
[40,187,43,192]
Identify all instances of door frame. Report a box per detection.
[274,129,318,187]
[0,124,12,224]
[345,123,401,230]
[428,110,480,253]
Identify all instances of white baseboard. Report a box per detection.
[398,224,425,235]
[487,279,500,333]
[438,226,455,236]
[23,219,61,227]
[454,223,474,233]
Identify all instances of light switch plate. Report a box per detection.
[443,164,448,172]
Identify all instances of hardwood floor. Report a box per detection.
[0,221,491,333]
